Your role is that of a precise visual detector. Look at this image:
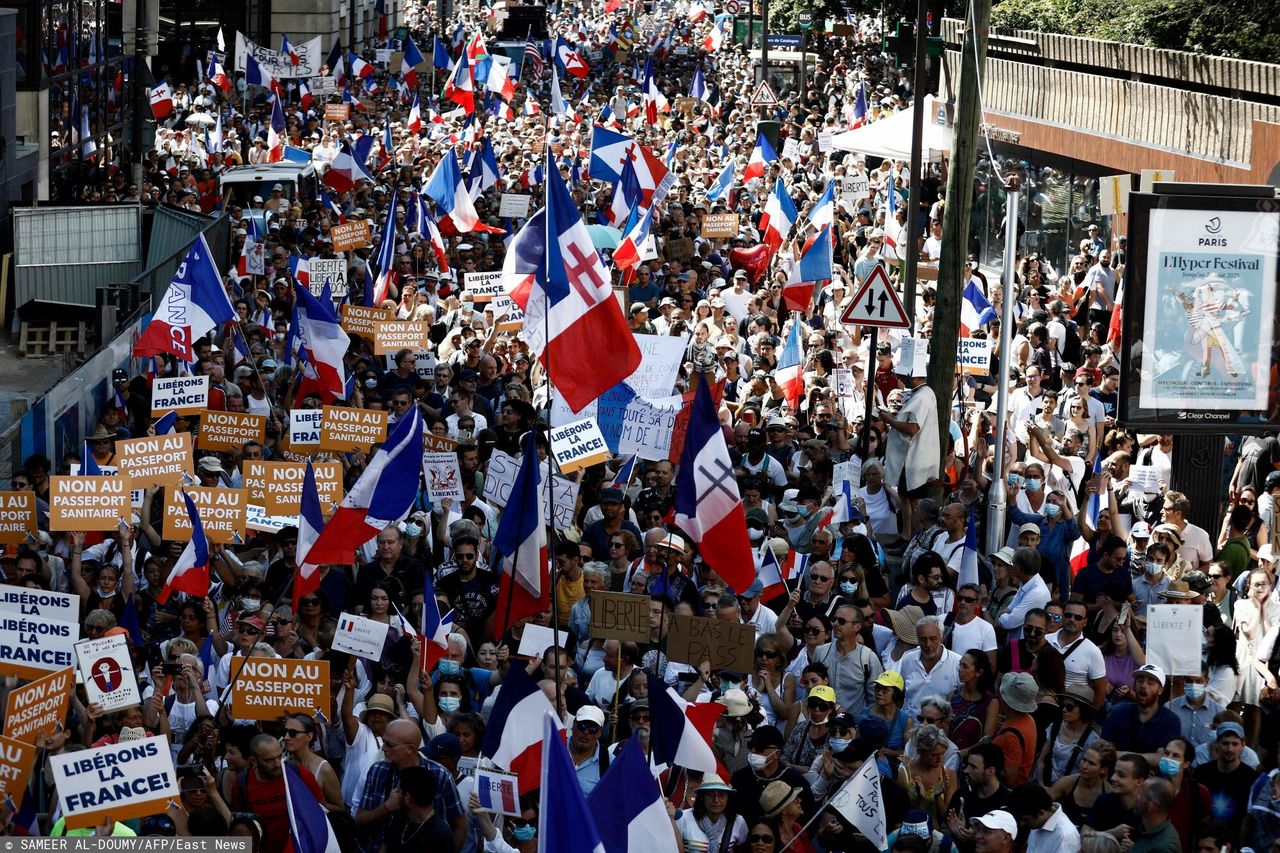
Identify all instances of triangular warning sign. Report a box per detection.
[840,266,910,329]
[750,79,779,107]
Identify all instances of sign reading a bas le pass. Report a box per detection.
[115,432,193,488]
[666,614,756,673]
[151,375,209,415]
[464,271,505,302]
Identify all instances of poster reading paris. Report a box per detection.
[1139,207,1279,411]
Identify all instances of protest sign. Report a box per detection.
[817,130,834,152]
[423,452,465,504]
[1139,168,1175,195]
[550,417,611,474]
[229,657,330,721]
[375,48,392,64]
[614,392,684,461]
[308,258,348,299]
[0,735,37,808]
[3,667,74,743]
[0,491,36,543]
[956,337,991,375]
[49,476,133,531]
[197,411,266,452]
[1145,605,1203,676]
[235,32,322,78]
[374,320,431,354]
[498,193,532,219]
[0,588,79,625]
[516,625,570,659]
[75,635,139,712]
[1099,174,1130,217]
[333,612,390,660]
[289,409,322,448]
[330,220,371,252]
[829,758,886,849]
[588,591,650,642]
[781,137,801,162]
[319,406,388,452]
[482,452,579,529]
[161,487,247,543]
[553,334,689,428]
[309,75,336,96]
[833,459,863,494]
[50,734,178,829]
[664,237,695,261]
[473,768,521,817]
[666,614,755,673]
[491,293,525,332]
[324,103,351,122]
[115,432,194,488]
[424,433,459,452]
[245,503,293,534]
[68,463,143,509]
[1128,464,1161,494]
[340,304,394,339]
[253,461,343,515]
[0,612,77,679]
[150,375,209,415]
[700,213,740,238]
[464,271,505,302]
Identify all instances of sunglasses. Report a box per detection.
[1024,627,1045,636]
[284,728,309,737]
[575,721,601,734]
[810,575,832,582]
[1063,612,1087,621]
[240,625,262,636]
[1061,702,1079,712]
[609,541,626,548]
[804,626,824,636]
[1208,573,1225,580]
[630,712,651,723]
[918,715,942,725]
[748,834,775,844]
[957,595,979,604]
[832,617,860,626]
[807,699,832,711]
[300,598,320,606]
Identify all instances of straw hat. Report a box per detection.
[887,605,924,645]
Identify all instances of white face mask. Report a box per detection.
[748,528,765,542]
[240,598,261,612]
[747,752,769,772]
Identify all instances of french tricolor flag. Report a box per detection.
[157,491,211,603]
[293,459,326,610]
[419,576,454,674]
[760,177,798,257]
[480,664,562,794]
[294,284,349,403]
[424,150,480,233]
[1070,455,1105,578]
[960,280,997,336]
[851,81,868,128]
[743,130,776,185]
[645,672,725,776]
[443,51,475,113]
[758,545,787,600]
[135,235,236,362]
[492,431,550,638]
[774,321,805,413]
[283,763,340,853]
[321,142,373,194]
[348,51,373,79]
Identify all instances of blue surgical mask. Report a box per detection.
[1025,478,1043,492]
[511,825,536,842]
[1044,503,1061,519]
[438,659,462,676]
[438,697,461,714]
[720,680,740,692]
[1184,682,1206,702]
[1158,756,1181,778]
[403,522,423,539]
[1146,561,1161,576]
[829,737,851,752]
[1007,474,1024,488]
[840,581,858,595]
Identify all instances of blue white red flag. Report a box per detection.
[960,281,997,335]
[283,763,341,853]
[743,130,776,185]
[293,459,326,610]
[589,737,680,853]
[774,320,804,412]
[645,672,725,775]
[134,234,235,362]
[425,151,481,233]
[481,665,562,794]
[369,189,398,305]
[705,159,734,203]
[157,491,210,603]
[492,432,550,638]
[294,284,348,401]
[321,142,372,194]
[959,506,981,588]
[760,177,797,256]
[538,712,604,853]
[79,441,102,476]
[419,572,454,673]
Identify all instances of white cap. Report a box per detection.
[975,811,1018,837]
[1133,663,1167,687]
[574,705,606,726]
[1131,521,1152,539]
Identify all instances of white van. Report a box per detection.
[219,162,318,207]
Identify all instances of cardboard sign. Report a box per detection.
[197,411,266,452]
[229,657,330,721]
[114,432,194,488]
[550,417,611,474]
[781,137,801,162]
[374,320,431,354]
[0,734,37,808]
[491,293,525,332]
[666,614,755,673]
[0,589,80,625]
[0,492,36,544]
[330,220,371,252]
[423,432,459,452]
[663,237,695,261]
[309,258,349,299]
[473,768,521,816]
[700,213,740,238]
[289,409,322,448]
[464,271,505,302]
[324,103,351,122]
[161,487,248,543]
[589,591,650,642]
[516,624,570,659]
[4,667,75,743]
[50,735,178,829]
[150,375,210,416]
[1146,604,1204,676]
[956,337,991,375]
[332,612,389,660]
[255,461,344,515]
[319,406,388,452]
[423,452,465,504]
[482,452,579,529]
[340,304,394,339]
[75,635,140,712]
[0,611,78,680]
[499,193,532,219]
[49,476,133,531]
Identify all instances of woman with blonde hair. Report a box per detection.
[895,723,957,826]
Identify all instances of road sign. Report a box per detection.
[724,0,740,11]
[841,266,910,329]
[751,79,779,107]
[798,11,814,29]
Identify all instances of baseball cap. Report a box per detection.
[1131,521,1152,539]
[1133,663,1167,687]
[1017,522,1041,536]
[1216,721,1245,740]
[975,811,1018,836]
[574,705,606,727]
[808,685,837,704]
[425,733,462,760]
[874,670,905,691]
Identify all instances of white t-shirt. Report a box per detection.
[341,721,383,812]
[949,617,997,654]
[1047,631,1106,688]
[1179,523,1214,567]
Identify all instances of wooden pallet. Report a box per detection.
[18,322,86,357]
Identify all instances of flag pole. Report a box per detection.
[543,142,563,721]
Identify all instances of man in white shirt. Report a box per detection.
[997,548,1051,640]
[736,579,778,636]
[1008,369,1046,437]
[947,583,997,667]
[1045,599,1108,708]
[1160,491,1214,569]
[1008,783,1081,853]
[890,616,962,720]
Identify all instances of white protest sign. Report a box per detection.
[473,768,521,816]
[382,349,438,380]
[310,75,337,96]
[333,612,390,661]
[50,735,178,829]
[0,612,78,680]
[617,393,685,461]
[1128,465,1161,495]
[956,337,991,375]
[464,271,505,302]
[290,409,322,447]
[482,451,579,529]
[1099,174,1130,217]
[829,755,886,849]
[833,368,855,399]
[499,193,532,219]
[1145,604,1204,676]
[550,418,611,474]
[75,635,140,713]
[517,624,571,659]
[235,32,323,78]
[375,48,392,65]
[550,334,688,427]
[817,130,834,152]
[833,459,863,493]
[150,375,210,415]
[309,258,349,299]
[0,589,80,625]
[245,503,293,534]
[1139,168,1175,195]
[423,452,465,504]
[781,137,801,162]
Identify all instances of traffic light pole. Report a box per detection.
[902,0,928,332]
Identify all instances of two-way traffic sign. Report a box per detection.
[840,266,910,329]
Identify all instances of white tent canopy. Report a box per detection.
[830,96,952,163]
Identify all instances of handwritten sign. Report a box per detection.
[150,375,209,416]
[308,258,349,299]
[319,406,388,452]
[374,320,431,354]
[473,768,521,817]
[700,213,740,238]
[817,130,834,152]
[666,614,755,673]
[1146,604,1203,676]
[829,757,886,848]
[229,657,329,721]
[1129,464,1161,495]
[289,409,322,448]
[49,476,133,531]
[1099,174,1130,217]
[423,452,464,504]
[4,667,74,744]
[498,193,532,219]
[309,75,337,96]
[330,220,371,252]
[197,411,266,452]
[482,451,579,529]
[50,735,177,829]
[464,271,505,302]
[550,417,611,474]
[0,492,36,544]
[589,591,650,641]
[75,635,139,712]
[161,487,248,543]
[340,304,394,339]
[114,432,194,488]
[333,612,389,660]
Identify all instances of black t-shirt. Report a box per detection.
[436,568,500,639]
[1071,563,1134,606]
[1192,761,1258,825]
[383,811,455,853]
[1084,791,1139,832]
[955,781,1011,821]
[1090,387,1118,419]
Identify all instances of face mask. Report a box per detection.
[748,528,765,542]
[747,752,769,772]
[1044,503,1061,519]
[437,659,462,676]
[840,581,859,595]
[365,378,378,389]
[1158,756,1181,778]
[720,680,739,692]
[240,598,261,612]
[404,523,423,539]
[1007,473,1024,488]
[97,588,116,600]
[1025,478,1043,492]
[829,737,851,752]
[1145,562,1162,576]
[1184,681,1206,701]
[274,333,285,342]
[511,826,536,842]
[438,697,461,714]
